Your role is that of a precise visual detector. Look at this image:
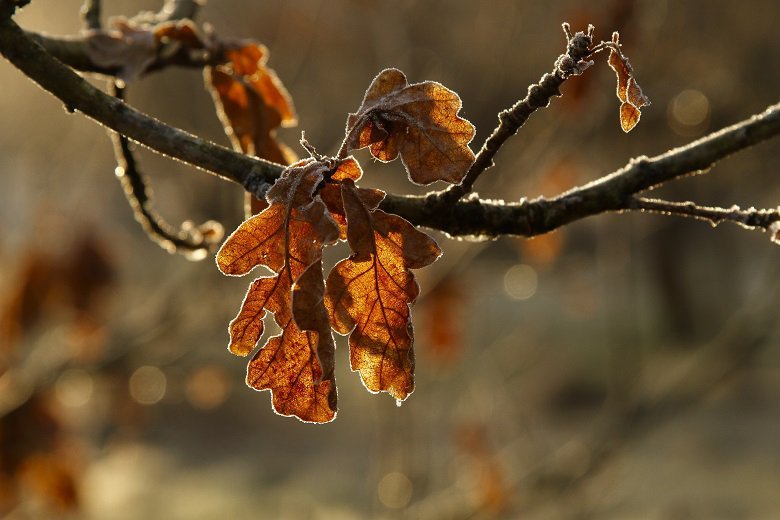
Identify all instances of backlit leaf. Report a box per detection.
[607,32,650,132]
[205,42,298,216]
[325,180,441,401]
[344,68,476,185]
[224,43,297,127]
[206,67,291,165]
[217,160,340,422]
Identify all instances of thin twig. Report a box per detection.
[109,83,223,259]
[1,11,780,241]
[439,23,595,204]
[80,0,101,31]
[629,197,780,232]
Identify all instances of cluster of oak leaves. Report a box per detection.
[97,20,646,422]
[215,69,471,423]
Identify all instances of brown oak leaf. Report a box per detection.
[216,160,339,422]
[325,180,442,401]
[224,43,297,126]
[608,32,650,132]
[205,42,298,215]
[344,68,475,185]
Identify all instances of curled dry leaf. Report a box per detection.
[216,159,339,422]
[224,43,297,127]
[608,32,650,132]
[344,68,476,185]
[325,180,442,401]
[204,42,298,215]
[85,18,158,83]
[218,154,443,419]
[206,68,292,164]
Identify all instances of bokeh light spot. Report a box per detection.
[668,89,710,135]
[503,264,538,300]
[129,366,167,405]
[185,365,232,410]
[55,368,94,407]
[377,471,413,509]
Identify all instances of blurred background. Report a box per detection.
[1,0,779,518]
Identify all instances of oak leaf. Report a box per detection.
[224,43,297,127]
[607,32,650,132]
[344,68,475,185]
[325,180,442,401]
[205,42,298,215]
[216,160,339,422]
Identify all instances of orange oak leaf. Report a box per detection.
[325,180,441,401]
[344,68,476,185]
[216,160,340,422]
[205,67,294,166]
[224,43,297,126]
[205,42,298,216]
[608,32,650,132]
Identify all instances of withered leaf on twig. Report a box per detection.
[325,180,441,401]
[607,32,650,132]
[205,42,298,215]
[205,42,297,165]
[344,68,476,185]
[217,159,339,422]
[85,18,158,83]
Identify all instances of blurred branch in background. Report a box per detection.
[110,83,224,259]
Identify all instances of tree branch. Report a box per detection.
[148,0,201,24]
[388,102,780,237]
[629,197,780,232]
[2,9,779,242]
[27,0,207,77]
[440,23,595,204]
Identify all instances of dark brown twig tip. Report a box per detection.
[0,0,30,18]
[80,0,101,31]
